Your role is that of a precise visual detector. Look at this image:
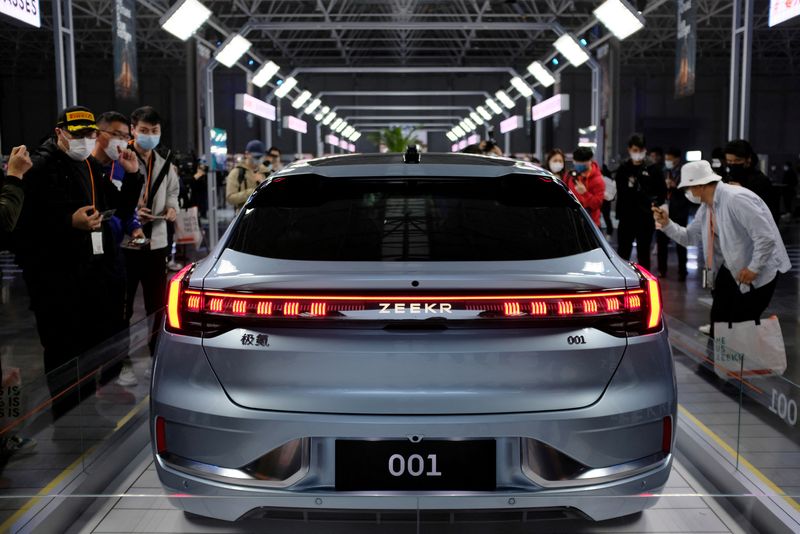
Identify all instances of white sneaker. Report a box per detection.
[116,362,139,387]
[167,260,184,272]
[698,324,712,335]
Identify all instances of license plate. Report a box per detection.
[335,439,496,491]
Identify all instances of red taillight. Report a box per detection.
[530,301,547,316]
[256,301,273,316]
[232,299,248,315]
[662,415,672,454]
[503,302,522,316]
[283,302,300,316]
[583,299,598,314]
[309,302,327,317]
[166,264,194,330]
[557,301,573,315]
[155,416,167,455]
[635,264,663,331]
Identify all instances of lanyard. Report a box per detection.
[706,206,715,269]
[142,153,154,204]
[110,161,116,181]
[84,160,96,207]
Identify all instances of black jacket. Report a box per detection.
[723,167,771,205]
[13,139,143,268]
[665,165,691,225]
[0,174,24,236]
[614,160,667,222]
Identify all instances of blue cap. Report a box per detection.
[245,139,265,157]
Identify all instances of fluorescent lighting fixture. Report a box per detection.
[342,126,355,138]
[458,139,468,150]
[527,61,556,88]
[510,77,533,98]
[594,0,645,40]
[459,120,471,132]
[160,0,211,41]
[330,118,343,130]
[446,131,458,142]
[322,112,336,125]
[315,105,330,121]
[282,115,307,134]
[451,143,459,152]
[467,134,480,145]
[334,120,348,133]
[349,132,361,142]
[476,106,492,121]
[251,60,280,87]
[500,115,524,134]
[463,118,477,131]
[686,150,702,162]
[495,90,515,109]
[291,90,312,109]
[485,98,503,115]
[532,93,570,121]
[469,112,484,126]
[326,134,339,145]
[304,98,322,114]
[214,34,252,68]
[453,125,466,137]
[235,93,276,121]
[553,33,590,67]
[274,76,297,98]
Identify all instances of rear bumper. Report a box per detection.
[151,328,676,522]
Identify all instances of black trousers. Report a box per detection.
[710,266,778,333]
[656,231,687,277]
[124,247,169,355]
[601,200,614,235]
[617,217,654,270]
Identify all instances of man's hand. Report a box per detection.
[118,148,139,173]
[164,207,177,222]
[737,268,758,285]
[254,172,267,184]
[652,206,670,228]
[131,227,145,239]
[138,206,154,222]
[7,145,32,178]
[72,206,102,231]
[574,181,587,195]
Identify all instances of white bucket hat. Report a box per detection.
[679,160,721,189]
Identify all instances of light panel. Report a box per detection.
[315,105,330,121]
[453,125,466,137]
[463,117,477,131]
[304,98,322,114]
[330,118,343,130]
[469,111,484,126]
[334,120,348,133]
[160,0,211,41]
[274,76,298,98]
[495,90,515,109]
[510,77,533,98]
[252,60,280,88]
[446,131,458,142]
[291,90,312,109]
[322,111,336,125]
[527,61,555,88]
[553,34,590,67]
[485,98,503,115]
[476,106,492,121]
[342,126,355,138]
[349,131,362,142]
[594,0,645,40]
[214,34,252,68]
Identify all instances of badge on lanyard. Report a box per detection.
[91,231,104,255]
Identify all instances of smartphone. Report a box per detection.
[100,209,117,221]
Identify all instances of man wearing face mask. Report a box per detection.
[723,140,771,206]
[566,147,605,228]
[225,139,268,212]
[614,134,666,270]
[13,106,143,418]
[656,148,690,280]
[652,161,790,334]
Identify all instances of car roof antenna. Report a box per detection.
[403,145,421,164]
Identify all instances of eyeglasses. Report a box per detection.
[100,129,132,141]
[268,153,280,158]
[70,130,99,140]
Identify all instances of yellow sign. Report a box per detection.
[65,110,95,122]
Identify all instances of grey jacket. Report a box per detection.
[137,149,180,250]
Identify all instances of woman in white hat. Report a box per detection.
[652,160,790,334]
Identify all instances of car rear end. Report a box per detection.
[151,154,676,522]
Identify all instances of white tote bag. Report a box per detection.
[174,206,203,248]
[713,315,787,380]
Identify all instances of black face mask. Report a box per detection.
[726,163,748,182]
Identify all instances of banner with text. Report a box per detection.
[675,0,696,98]
[114,0,139,104]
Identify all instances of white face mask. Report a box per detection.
[685,189,702,204]
[66,137,96,161]
[549,161,564,173]
[664,160,675,170]
[630,151,646,162]
[104,138,128,161]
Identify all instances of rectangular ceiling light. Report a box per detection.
[453,125,466,137]
[553,34,590,67]
[334,120,348,133]
[446,131,458,142]
[495,90,515,109]
[485,98,503,115]
[160,0,211,41]
[476,106,492,121]
[342,125,355,138]
[510,77,533,98]
[594,0,645,40]
[214,34,252,68]
[315,105,330,121]
[349,131,361,142]
[463,117,477,131]
[330,118,343,130]
[251,60,280,88]
[322,111,336,125]
[274,76,298,98]
[469,111,484,126]
[291,90,312,109]
[527,61,555,88]
[304,98,322,114]
[686,150,702,161]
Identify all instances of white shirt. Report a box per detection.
[661,182,790,292]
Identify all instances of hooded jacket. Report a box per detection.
[565,161,605,227]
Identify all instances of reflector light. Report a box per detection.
[209,297,224,313]
[166,264,193,330]
[256,301,273,316]
[232,299,247,315]
[309,302,328,317]
[662,416,672,454]
[155,416,167,455]
[503,302,522,316]
[530,301,547,316]
[284,302,300,316]
[635,264,662,330]
[583,299,598,314]
[557,301,574,315]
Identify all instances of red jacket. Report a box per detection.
[566,161,605,227]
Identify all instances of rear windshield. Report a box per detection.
[226,174,599,261]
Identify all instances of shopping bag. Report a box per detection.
[174,206,202,248]
[713,315,787,380]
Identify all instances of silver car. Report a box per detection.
[152,152,676,522]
